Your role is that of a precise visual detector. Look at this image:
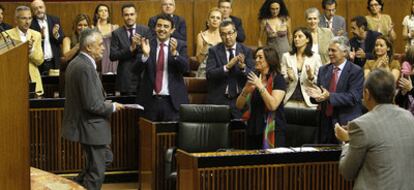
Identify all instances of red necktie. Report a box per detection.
[155,43,165,94]
[326,66,339,116]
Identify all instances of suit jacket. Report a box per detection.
[339,104,414,190]
[6,28,44,95]
[319,14,348,37]
[30,14,64,68]
[0,22,12,31]
[62,53,113,145]
[206,43,254,105]
[281,52,322,107]
[110,24,150,93]
[136,38,189,111]
[229,15,246,43]
[350,30,381,67]
[311,60,364,125]
[317,27,334,65]
[148,15,187,41]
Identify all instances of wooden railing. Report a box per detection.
[29,105,140,173]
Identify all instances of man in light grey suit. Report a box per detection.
[319,0,347,36]
[63,28,124,190]
[335,69,414,190]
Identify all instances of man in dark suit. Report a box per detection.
[30,0,64,75]
[319,0,347,36]
[218,0,246,43]
[148,0,186,41]
[137,14,189,121]
[0,5,12,31]
[349,16,381,68]
[206,20,254,119]
[335,69,414,189]
[62,28,124,190]
[110,4,150,95]
[307,36,364,144]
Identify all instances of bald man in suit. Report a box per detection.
[335,69,414,190]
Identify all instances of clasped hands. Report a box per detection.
[140,37,179,57]
[226,53,246,70]
[306,84,330,102]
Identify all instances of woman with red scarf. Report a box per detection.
[236,46,287,149]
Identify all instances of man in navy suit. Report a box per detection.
[30,0,64,75]
[218,0,246,43]
[110,4,150,95]
[206,20,254,119]
[148,0,186,41]
[137,14,189,121]
[307,36,364,144]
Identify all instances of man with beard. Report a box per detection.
[110,3,150,95]
[30,0,64,75]
[63,28,124,189]
[349,16,381,68]
[137,14,189,121]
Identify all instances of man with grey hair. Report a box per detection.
[307,36,364,144]
[5,5,44,96]
[62,28,124,189]
[335,69,414,189]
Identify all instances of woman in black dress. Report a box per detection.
[236,46,287,149]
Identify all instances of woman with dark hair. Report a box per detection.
[196,7,223,77]
[93,4,119,74]
[396,45,414,114]
[258,0,291,60]
[60,14,91,97]
[236,46,287,149]
[366,0,396,41]
[364,35,400,82]
[281,27,322,108]
[402,0,414,50]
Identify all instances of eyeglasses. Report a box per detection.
[220,30,236,37]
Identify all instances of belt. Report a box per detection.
[44,58,54,62]
[153,95,170,99]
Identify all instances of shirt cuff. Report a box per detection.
[112,103,116,113]
[141,55,149,63]
[223,65,229,72]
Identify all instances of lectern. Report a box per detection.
[0,40,29,189]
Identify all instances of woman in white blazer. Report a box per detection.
[281,27,322,108]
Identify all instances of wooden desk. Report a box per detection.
[176,148,353,190]
[139,118,246,190]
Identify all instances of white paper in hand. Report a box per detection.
[124,104,144,110]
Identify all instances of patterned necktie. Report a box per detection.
[128,28,134,43]
[227,48,237,97]
[155,43,165,94]
[326,66,339,116]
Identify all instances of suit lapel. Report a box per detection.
[149,39,158,82]
[31,19,41,32]
[323,64,334,89]
[121,27,131,46]
[336,61,350,92]
[217,43,227,66]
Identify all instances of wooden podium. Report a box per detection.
[0,41,30,189]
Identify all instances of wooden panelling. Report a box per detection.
[29,108,140,173]
[0,42,30,190]
[0,0,412,53]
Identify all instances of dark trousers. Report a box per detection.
[143,95,179,122]
[319,116,339,144]
[39,59,55,75]
[75,144,113,190]
[227,96,242,119]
